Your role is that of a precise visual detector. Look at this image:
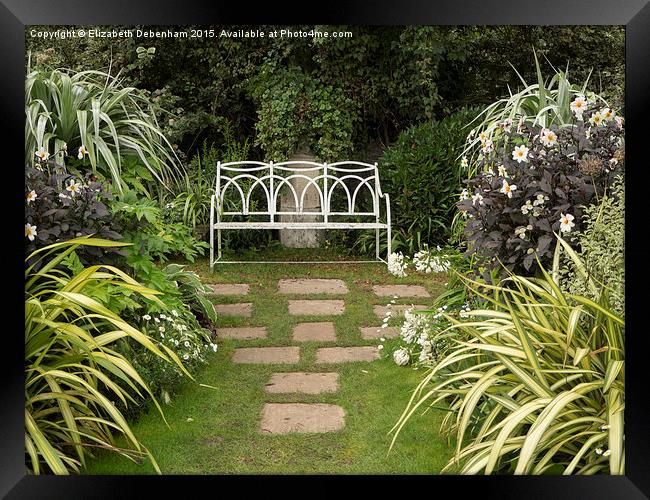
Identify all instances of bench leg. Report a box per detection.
[217,228,222,262]
[375,227,380,260]
[386,225,392,261]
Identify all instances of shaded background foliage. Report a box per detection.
[27,25,625,252]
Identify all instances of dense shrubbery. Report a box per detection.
[457,103,624,276]
[377,107,479,253]
[560,175,624,317]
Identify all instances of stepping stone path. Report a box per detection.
[288,299,345,316]
[260,403,346,434]
[372,284,430,298]
[232,347,300,364]
[315,346,380,364]
[214,302,252,317]
[293,322,336,342]
[279,278,348,295]
[360,326,400,339]
[211,283,250,296]
[373,304,427,318]
[218,327,267,340]
[265,372,339,394]
[214,276,431,435]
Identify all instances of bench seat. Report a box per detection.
[213,221,388,230]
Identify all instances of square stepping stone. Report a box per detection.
[373,304,427,318]
[260,403,345,434]
[315,346,380,363]
[288,299,345,316]
[265,372,339,394]
[211,283,250,296]
[232,347,299,364]
[278,278,348,295]
[218,326,267,340]
[360,326,400,339]
[372,284,430,298]
[293,322,336,342]
[213,302,252,317]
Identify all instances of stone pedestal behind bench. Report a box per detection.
[278,143,325,248]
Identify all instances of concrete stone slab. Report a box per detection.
[359,326,400,339]
[260,403,345,434]
[211,283,250,296]
[288,300,345,316]
[232,347,299,364]
[218,326,267,340]
[279,278,348,295]
[372,284,430,298]
[292,322,336,342]
[373,304,427,318]
[213,303,252,317]
[315,346,380,363]
[265,372,339,394]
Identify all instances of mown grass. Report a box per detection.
[84,247,455,474]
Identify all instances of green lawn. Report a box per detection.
[84,247,455,474]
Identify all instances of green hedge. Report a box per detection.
[379,107,479,253]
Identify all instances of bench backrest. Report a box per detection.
[216,160,382,218]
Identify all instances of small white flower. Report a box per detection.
[498,164,509,178]
[66,179,82,197]
[160,314,167,320]
[521,199,533,215]
[26,190,38,203]
[172,310,179,317]
[154,317,160,323]
[460,156,468,168]
[393,348,410,366]
[559,213,575,233]
[500,179,517,198]
[603,449,611,457]
[159,326,165,333]
[500,119,512,133]
[35,147,49,162]
[514,227,527,239]
[377,344,384,350]
[183,353,189,360]
[511,144,530,163]
[379,337,386,342]
[600,107,614,121]
[595,448,603,455]
[570,95,587,118]
[481,139,493,154]
[184,341,190,348]
[589,111,603,127]
[471,192,484,206]
[78,145,88,159]
[25,223,37,241]
[142,314,151,321]
[540,128,558,147]
[459,189,469,200]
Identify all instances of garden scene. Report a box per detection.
[25,25,625,475]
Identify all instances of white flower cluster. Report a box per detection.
[413,247,451,274]
[387,247,453,277]
[142,311,217,363]
[392,307,451,365]
[387,252,408,277]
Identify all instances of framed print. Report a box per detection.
[4,0,649,497]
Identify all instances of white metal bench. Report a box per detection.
[209,160,391,267]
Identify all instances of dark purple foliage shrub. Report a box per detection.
[25,165,125,267]
[457,106,624,275]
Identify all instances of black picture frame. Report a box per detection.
[4,1,649,497]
